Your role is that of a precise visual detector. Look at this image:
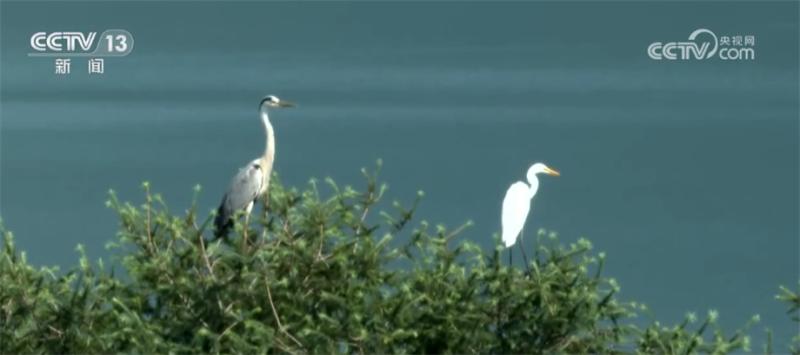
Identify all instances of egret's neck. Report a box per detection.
[527,176,540,199]
[260,108,275,169]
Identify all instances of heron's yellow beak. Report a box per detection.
[278,100,295,108]
[544,166,560,176]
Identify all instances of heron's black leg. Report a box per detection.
[242,213,250,251]
[519,227,531,274]
[509,246,513,268]
[241,201,255,252]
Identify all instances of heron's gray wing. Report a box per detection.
[214,162,263,236]
[223,163,264,212]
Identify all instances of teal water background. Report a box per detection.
[1,1,798,348]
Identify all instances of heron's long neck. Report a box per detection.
[260,109,275,169]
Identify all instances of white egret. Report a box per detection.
[501,162,560,268]
[214,95,295,244]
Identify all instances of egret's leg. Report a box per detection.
[508,245,513,267]
[518,227,531,273]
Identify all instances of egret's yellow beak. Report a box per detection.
[278,100,295,108]
[544,166,560,176]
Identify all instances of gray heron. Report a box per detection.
[501,163,560,269]
[214,95,295,240]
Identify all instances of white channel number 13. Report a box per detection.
[105,34,128,53]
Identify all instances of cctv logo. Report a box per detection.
[31,32,97,52]
[28,30,134,57]
[648,28,755,61]
[648,28,717,60]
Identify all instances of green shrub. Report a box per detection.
[0,162,795,353]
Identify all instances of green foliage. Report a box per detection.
[0,163,795,353]
[775,284,800,354]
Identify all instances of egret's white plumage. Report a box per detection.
[501,182,533,247]
[500,163,559,249]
